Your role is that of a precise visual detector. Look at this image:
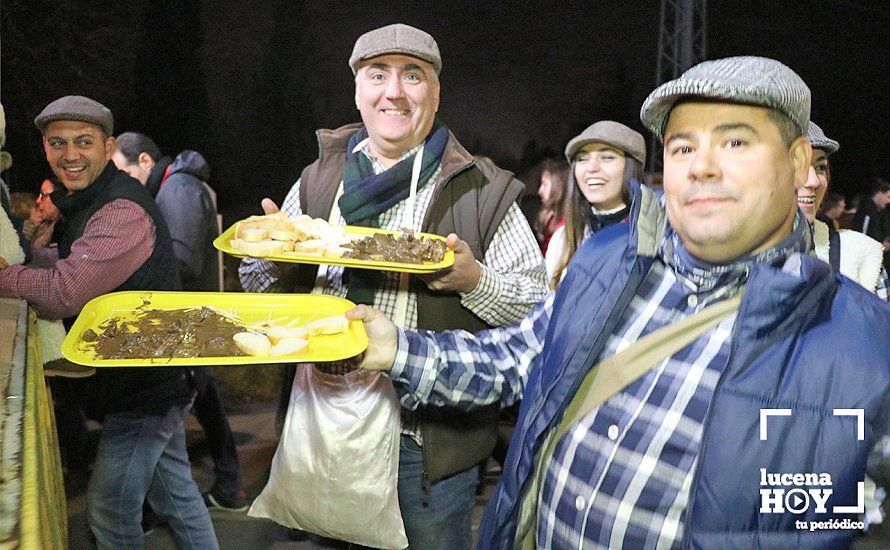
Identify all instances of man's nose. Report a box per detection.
[385,75,405,99]
[62,144,79,161]
[688,146,719,182]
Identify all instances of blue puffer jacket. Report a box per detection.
[478,182,890,549]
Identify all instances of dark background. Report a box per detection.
[3,0,889,224]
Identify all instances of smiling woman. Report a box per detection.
[545,120,646,288]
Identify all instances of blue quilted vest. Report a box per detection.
[478,182,890,549]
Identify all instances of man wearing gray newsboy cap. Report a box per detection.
[34,94,115,137]
[349,55,890,549]
[1,96,218,548]
[239,22,547,549]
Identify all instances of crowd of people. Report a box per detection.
[0,22,889,550]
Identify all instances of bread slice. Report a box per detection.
[241,228,269,242]
[238,240,285,257]
[306,315,349,336]
[293,239,325,255]
[233,332,272,356]
[269,337,309,357]
[269,229,298,242]
[267,325,309,344]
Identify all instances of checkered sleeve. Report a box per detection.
[389,292,554,410]
[461,202,548,325]
[237,179,304,293]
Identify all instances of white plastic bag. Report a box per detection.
[249,364,408,549]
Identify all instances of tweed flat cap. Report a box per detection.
[640,56,810,138]
[34,95,113,136]
[564,121,646,165]
[349,23,441,75]
[807,121,839,155]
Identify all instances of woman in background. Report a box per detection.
[545,121,645,288]
[534,158,569,254]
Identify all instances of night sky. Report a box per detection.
[3,0,889,222]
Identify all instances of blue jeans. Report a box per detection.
[397,436,477,550]
[310,436,477,550]
[191,367,243,495]
[87,404,219,549]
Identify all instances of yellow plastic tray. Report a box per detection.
[214,223,454,274]
[61,291,368,367]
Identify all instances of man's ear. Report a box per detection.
[788,136,812,190]
[104,136,116,160]
[138,152,156,172]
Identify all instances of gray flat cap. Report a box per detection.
[564,121,646,165]
[640,56,810,138]
[807,121,839,155]
[349,23,441,75]
[34,95,113,136]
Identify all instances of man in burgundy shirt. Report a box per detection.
[0,96,217,549]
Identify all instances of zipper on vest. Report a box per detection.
[422,469,431,506]
[421,422,432,506]
[681,295,745,549]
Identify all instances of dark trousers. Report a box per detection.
[190,367,242,494]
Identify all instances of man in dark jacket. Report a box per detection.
[113,131,248,511]
[0,96,218,548]
[351,57,890,548]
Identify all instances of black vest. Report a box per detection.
[56,163,189,419]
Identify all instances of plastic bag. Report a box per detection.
[249,365,408,549]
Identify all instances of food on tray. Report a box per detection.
[227,212,447,265]
[267,326,309,343]
[82,305,349,360]
[269,337,309,357]
[230,213,356,258]
[306,315,350,336]
[233,332,272,356]
[344,232,447,264]
[81,306,247,359]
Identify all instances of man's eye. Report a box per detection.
[76,139,92,147]
[404,73,420,82]
[670,146,693,156]
[727,139,745,148]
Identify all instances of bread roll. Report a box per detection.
[267,325,309,344]
[306,315,349,336]
[237,240,285,257]
[293,239,325,255]
[269,337,308,357]
[233,332,272,356]
[241,228,269,242]
[269,229,298,242]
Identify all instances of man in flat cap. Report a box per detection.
[240,23,547,548]
[0,96,218,548]
[350,56,890,548]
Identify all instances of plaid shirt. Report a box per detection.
[391,259,743,548]
[239,142,548,328]
[0,199,155,320]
